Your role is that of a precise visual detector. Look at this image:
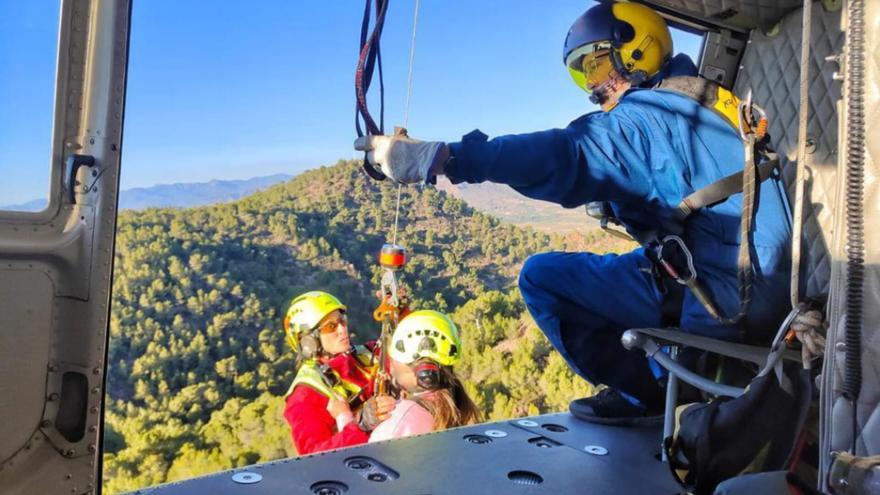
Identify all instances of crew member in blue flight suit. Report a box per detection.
[355,2,791,424]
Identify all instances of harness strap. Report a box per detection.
[674,156,779,223]
[656,135,766,326]
[655,76,742,131]
[655,258,686,327]
[352,344,376,368]
[725,132,760,326]
[593,76,779,325]
[287,357,372,408]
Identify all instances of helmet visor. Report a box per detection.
[565,43,616,93]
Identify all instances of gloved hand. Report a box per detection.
[357,394,396,432]
[790,303,826,364]
[353,129,448,184]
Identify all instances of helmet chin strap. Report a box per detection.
[317,338,351,361]
[589,77,619,106]
[321,344,353,361]
[589,70,638,110]
[589,88,609,106]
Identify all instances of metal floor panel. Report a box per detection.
[135,413,682,495]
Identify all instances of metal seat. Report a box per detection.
[621,326,802,460]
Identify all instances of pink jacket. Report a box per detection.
[369,399,435,442]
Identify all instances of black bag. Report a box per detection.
[665,361,813,495]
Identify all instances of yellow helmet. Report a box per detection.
[283,291,346,353]
[389,310,461,367]
[563,2,672,94]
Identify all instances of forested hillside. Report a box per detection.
[103,160,634,493]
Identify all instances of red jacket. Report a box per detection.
[284,343,379,455]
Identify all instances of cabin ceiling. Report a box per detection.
[641,0,805,30]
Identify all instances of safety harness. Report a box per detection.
[286,345,378,409]
[587,76,779,326]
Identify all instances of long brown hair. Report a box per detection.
[415,366,482,430]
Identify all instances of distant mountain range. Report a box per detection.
[2,171,597,233]
[1,174,294,212]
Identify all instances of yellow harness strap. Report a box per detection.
[655,76,742,131]
[285,345,378,401]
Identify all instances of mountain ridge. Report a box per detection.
[3,170,598,234]
[0,173,294,212]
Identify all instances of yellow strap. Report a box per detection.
[285,346,378,401]
[286,361,362,401]
[353,344,378,370]
[712,85,742,132]
[655,76,743,132]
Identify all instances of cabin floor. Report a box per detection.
[137,412,684,494]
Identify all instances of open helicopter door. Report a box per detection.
[0,1,131,494]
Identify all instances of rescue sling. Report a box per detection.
[586,76,780,326]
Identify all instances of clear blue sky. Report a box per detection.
[0,1,702,206]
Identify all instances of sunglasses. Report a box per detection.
[565,42,616,93]
[317,314,348,334]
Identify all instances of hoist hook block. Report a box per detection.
[373,243,410,321]
[373,288,412,322]
[379,244,406,271]
[372,303,412,323]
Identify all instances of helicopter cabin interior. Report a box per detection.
[0,0,877,494]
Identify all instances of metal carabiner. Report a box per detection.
[655,235,697,285]
[737,89,769,141]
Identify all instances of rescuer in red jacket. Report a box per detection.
[282,291,395,455]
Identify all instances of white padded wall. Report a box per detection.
[734,3,843,300]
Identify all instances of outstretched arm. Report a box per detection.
[444,113,651,208]
[355,110,651,208]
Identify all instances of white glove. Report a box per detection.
[354,130,445,184]
[790,303,826,363]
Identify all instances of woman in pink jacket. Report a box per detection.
[368,310,482,441]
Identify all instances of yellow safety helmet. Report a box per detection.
[283,291,346,353]
[389,310,461,367]
[563,2,672,95]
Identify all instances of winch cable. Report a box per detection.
[392,185,402,245]
[360,0,422,396]
[355,0,390,180]
[391,0,421,246]
[355,0,421,243]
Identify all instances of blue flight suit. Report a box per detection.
[444,59,792,407]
